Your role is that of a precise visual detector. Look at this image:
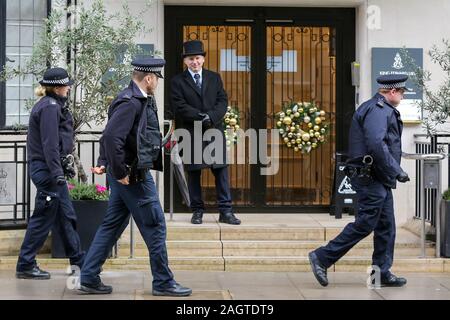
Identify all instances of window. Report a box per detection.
[1,0,48,128]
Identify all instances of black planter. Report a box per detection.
[52,200,108,258]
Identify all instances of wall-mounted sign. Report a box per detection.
[103,44,155,89]
[372,48,423,123]
[220,49,297,72]
[0,163,16,205]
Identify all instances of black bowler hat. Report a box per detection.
[131,57,166,79]
[39,67,74,86]
[182,40,206,58]
[376,74,412,91]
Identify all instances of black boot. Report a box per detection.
[219,212,241,225]
[16,266,51,280]
[308,251,328,287]
[79,281,113,294]
[191,211,203,224]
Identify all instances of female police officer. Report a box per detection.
[16,67,85,280]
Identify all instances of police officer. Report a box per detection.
[308,75,411,287]
[170,40,241,225]
[79,58,192,296]
[16,67,85,280]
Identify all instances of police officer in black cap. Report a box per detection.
[308,74,411,287]
[16,67,85,280]
[79,57,192,296]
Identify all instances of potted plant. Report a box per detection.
[51,180,109,258]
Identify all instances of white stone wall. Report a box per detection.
[4,0,449,223]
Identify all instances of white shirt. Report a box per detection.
[134,81,147,98]
[188,68,203,86]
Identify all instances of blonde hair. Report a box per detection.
[35,85,56,97]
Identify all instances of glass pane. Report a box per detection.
[6,0,20,20]
[5,116,20,127]
[5,85,20,100]
[20,25,35,46]
[21,0,35,20]
[34,0,48,19]
[5,100,20,115]
[266,26,336,206]
[6,24,20,46]
[20,85,34,99]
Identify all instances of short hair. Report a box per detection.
[132,70,154,82]
[378,88,394,94]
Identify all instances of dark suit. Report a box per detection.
[170,69,232,213]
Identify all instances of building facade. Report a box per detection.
[1,0,449,226]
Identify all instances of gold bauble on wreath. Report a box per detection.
[275,101,330,154]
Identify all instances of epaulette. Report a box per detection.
[376,98,384,108]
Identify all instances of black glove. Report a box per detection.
[397,171,410,183]
[65,166,76,179]
[199,113,212,128]
[55,175,66,185]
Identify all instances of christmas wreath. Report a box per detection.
[223,106,240,146]
[275,102,329,153]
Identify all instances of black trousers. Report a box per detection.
[17,160,85,271]
[188,166,232,213]
[314,177,396,277]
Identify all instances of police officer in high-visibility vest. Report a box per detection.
[80,58,192,296]
[16,67,85,280]
[309,74,411,287]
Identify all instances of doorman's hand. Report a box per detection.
[397,171,410,183]
[91,166,106,175]
[198,113,212,128]
[118,175,130,185]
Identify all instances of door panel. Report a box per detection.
[265,26,336,206]
[183,25,253,206]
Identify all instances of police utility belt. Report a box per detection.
[126,164,150,184]
[343,155,374,185]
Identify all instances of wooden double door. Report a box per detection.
[164,6,355,213]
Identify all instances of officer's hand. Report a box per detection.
[55,176,66,185]
[118,175,129,185]
[91,166,106,175]
[397,171,410,183]
[66,166,76,179]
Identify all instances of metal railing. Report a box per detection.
[0,131,30,229]
[414,134,450,225]
[0,126,172,258]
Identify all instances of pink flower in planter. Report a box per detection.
[68,183,75,191]
[95,184,108,193]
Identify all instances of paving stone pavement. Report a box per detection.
[0,270,449,300]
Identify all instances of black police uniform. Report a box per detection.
[16,68,84,279]
[80,58,191,296]
[309,75,411,287]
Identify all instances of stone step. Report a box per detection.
[223,257,450,273]
[0,256,448,273]
[118,240,434,258]
[118,241,223,257]
[0,256,225,271]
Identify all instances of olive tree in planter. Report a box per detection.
[0,0,154,182]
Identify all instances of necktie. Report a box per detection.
[194,73,201,90]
